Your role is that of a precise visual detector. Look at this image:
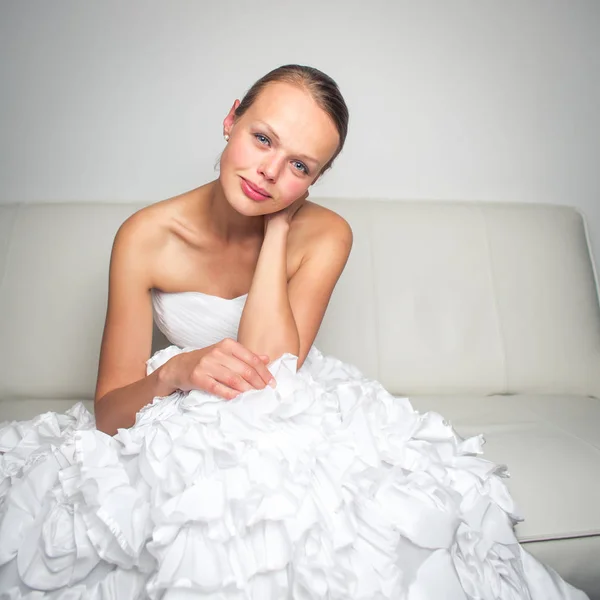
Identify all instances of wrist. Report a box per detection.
[154,360,178,396]
[265,217,290,235]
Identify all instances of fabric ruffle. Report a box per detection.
[0,347,587,599]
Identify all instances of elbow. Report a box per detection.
[93,391,123,437]
[269,342,301,364]
[94,416,111,436]
[251,334,300,366]
[295,355,307,370]
[93,400,115,436]
[295,344,312,370]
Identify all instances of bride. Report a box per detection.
[0,65,589,599]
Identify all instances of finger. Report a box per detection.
[219,354,273,390]
[259,355,270,363]
[211,362,255,394]
[205,377,240,401]
[228,344,275,387]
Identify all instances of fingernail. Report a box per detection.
[269,378,276,388]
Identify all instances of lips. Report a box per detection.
[240,177,271,202]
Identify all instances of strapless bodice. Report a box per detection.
[151,289,248,349]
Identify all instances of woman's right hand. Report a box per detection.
[159,338,276,400]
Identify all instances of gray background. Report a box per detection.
[1,1,599,263]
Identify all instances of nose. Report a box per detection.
[258,154,284,183]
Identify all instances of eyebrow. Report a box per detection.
[256,121,320,166]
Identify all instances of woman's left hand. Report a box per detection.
[265,191,309,230]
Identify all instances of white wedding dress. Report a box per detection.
[0,290,589,600]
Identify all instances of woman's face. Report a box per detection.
[219,82,340,216]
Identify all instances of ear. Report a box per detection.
[223,99,241,137]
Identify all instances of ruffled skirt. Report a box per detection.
[0,347,588,599]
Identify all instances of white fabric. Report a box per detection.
[0,291,588,599]
[151,289,247,348]
[408,394,600,543]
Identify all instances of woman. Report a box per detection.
[0,65,588,599]
[93,64,351,438]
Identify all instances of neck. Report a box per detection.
[205,179,264,242]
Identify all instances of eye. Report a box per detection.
[254,133,271,146]
[292,160,309,175]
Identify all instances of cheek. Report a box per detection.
[278,176,309,205]
[223,137,256,169]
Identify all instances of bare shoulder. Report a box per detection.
[113,188,202,260]
[290,201,353,258]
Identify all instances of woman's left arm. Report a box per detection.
[237,207,352,367]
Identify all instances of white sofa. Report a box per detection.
[1,199,599,598]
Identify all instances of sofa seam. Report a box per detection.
[574,206,600,303]
[574,205,600,399]
[479,206,509,394]
[520,530,600,544]
[525,403,600,454]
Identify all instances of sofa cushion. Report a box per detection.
[410,393,600,543]
[521,536,600,600]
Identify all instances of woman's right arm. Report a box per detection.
[94,213,169,435]
[94,213,274,436]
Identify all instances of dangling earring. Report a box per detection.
[224,134,230,142]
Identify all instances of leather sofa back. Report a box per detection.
[1,199,599,400]
[317,199,600,397]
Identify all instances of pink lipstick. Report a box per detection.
[240,178,271,202]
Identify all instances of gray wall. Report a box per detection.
[1,1,599,263]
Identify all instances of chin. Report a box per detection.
[233,201,265,217]
[223,188,265,217]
